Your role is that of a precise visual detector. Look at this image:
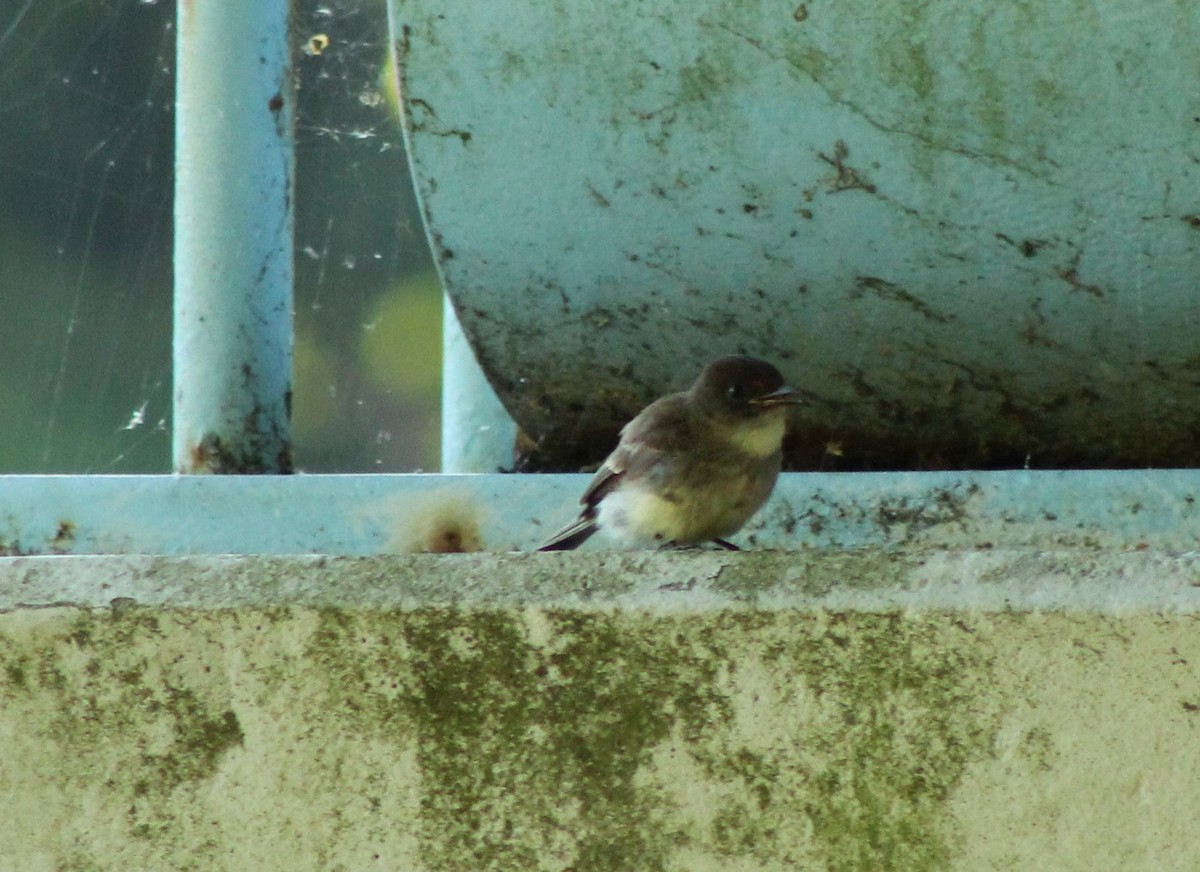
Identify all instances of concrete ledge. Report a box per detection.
[3,551,1200,871]
[2,549,1200,612]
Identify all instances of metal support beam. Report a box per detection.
[173,1,295,473]
[441,298,517,472]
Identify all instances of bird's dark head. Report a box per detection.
[691,355,804,420]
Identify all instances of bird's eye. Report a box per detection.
[727,383,745,400]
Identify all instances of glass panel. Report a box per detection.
[0,0,438,473]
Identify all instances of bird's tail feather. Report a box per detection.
[537,518,597,551]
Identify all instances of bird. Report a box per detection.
[537,355,802,551]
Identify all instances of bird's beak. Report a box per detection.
[751,385,805,409]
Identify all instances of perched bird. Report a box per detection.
[538,355,802,551]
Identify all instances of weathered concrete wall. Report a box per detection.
[2,552,1199,871]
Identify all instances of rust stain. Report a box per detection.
[186,430,293,475]
[400,499,484,553]
[49,520,76,554]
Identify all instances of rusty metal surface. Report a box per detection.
[389,0,1200,470]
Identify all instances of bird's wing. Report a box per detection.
[538,392,695,552]
[578,393,694,510]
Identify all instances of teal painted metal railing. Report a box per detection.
[173,1,295,473]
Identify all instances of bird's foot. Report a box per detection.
[659,538,741,551]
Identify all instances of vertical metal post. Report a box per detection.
[173,1,294,473]
[441,299,517,472]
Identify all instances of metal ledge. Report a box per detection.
[0,470,1197,556]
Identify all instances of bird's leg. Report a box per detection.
[711,538,740,551]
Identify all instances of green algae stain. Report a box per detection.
[760,611,1000,871]
[304,607,735,871]
[132,691,245,801]
[302,606,999,871]
[3,660,26,689]
[677,56,726,105]
[1,608,245,855]
[2,601,1003,870]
